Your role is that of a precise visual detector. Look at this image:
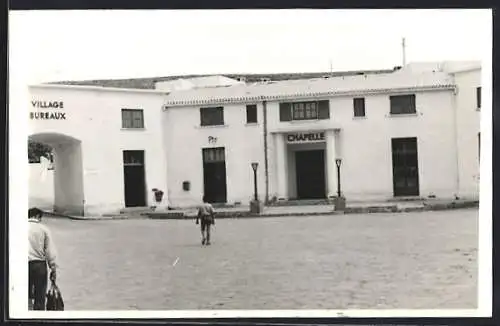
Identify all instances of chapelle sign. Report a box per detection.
[286,132,326,143]
[30,100,66,120]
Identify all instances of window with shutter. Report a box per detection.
[280,101,329,121]
[390,95,416,115]
[122,109,144,129]
[353,98,365,117]
[200,107,224,126]
[246,104,258,123]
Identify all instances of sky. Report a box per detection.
[10,9,490,84]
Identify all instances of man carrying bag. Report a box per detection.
[28,207,59,310]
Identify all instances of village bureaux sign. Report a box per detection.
[30,100,66,120]
[286,131,326,143]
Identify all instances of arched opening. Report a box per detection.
[28,132,85,216]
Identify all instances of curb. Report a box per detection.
[56,201,479,221]
[42,211,134,221]
[148,210,345,220]
[67,216,131,221]
[146,201,479,220]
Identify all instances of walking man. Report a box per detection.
[28,207,58,310]
[196,196,215,245]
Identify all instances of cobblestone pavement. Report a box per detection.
[45,209,478,310]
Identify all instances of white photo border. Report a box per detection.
[8,8,493,319]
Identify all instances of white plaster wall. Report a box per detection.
[164,103,265,208]
[28,157,54,210]
[52,141,84,215]
[453,69,481,199]
[28,86,168,216]
[339,91,457,201]
[266,89,457,202]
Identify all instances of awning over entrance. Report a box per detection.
[269,123,341,135]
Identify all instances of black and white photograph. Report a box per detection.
[9,8,492,318]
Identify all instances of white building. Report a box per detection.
[28,61,481,216]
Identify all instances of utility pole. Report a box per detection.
[402,37,407,66]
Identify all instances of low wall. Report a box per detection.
[29,159,54,210]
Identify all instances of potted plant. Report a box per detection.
[151,188,164,211]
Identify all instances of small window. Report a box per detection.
[353,98,365,117]
[246,104,258,123]
[390,94,416,115]
[476,87,481,110]
[200,107,224,126]
[122,109,144,129]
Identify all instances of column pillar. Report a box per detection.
[326,130,338,198]
[276,133,288,200]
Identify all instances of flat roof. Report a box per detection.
[163,70,456,106]
[46,69,396,90]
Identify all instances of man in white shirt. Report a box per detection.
[28,207,58,310]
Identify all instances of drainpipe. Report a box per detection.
[162,103,172,209]
[451,82,461,199]
[262,99,270,204]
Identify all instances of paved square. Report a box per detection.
[45,209,478,310]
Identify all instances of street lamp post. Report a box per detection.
[250,162,263,214]
[334,158,346,211]
[251,162,259,201]
[335,159,342,198]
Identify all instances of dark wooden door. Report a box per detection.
[295,150,326,199]
[202,147,227,203]
[123,150,147,207]
[391,138,420,197]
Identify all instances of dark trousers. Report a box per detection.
[29,260,47,310]
[200,218,212,243]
